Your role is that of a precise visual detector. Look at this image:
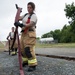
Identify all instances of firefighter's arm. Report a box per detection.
[6,35,9,40]
[25,14,37,28]
[19,15,25,21]
[25,21,35,27]
[6,32,10,40]
[19,16,22,21]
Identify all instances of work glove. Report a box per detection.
[14,22,25,28]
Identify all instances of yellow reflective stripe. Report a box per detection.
[33,46,35,51]
[22,57,28,62]
[28,59,37,64]
[11,51,15,54]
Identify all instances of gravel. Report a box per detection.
[0,51,75,75]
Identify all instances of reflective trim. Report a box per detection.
[22,57,28,62]
[28,58,37,64]
[33,46,35,50]
[11,51,15,55]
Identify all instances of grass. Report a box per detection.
[0,43,4,48]
[36,43,75,48]
[0,41,75,51]
[0,42,5,51]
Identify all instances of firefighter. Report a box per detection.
[7,27,18,55]
[14,2,37,72]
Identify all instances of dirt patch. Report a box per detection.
[0,48,5,52]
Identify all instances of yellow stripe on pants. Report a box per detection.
[22,57,28,62]
[28,58,37,64]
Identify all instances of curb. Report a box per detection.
[36,54,75,61]
[4,51,75,61]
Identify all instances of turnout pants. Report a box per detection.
[10,39,18,55]
[21,31,37,66]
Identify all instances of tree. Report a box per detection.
[60,25,71,43]
[64,2,75,33]
[41,2,75,43]
[64,2,75,42]
[52,29,61,42]
[41,32,53,38]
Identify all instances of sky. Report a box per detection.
[0,0,75,41]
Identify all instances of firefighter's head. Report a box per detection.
[27,2,35,14]
[11,27,14,32]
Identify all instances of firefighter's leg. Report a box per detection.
[24,45,37,72]
[11,47,17,56]
[14,39,18,55]
[11,46,17,55]
[20,36,28,67]
[10,40,15,56]
[21,52,28,67]
[11,48,16,56]
[23,32,37,71]
[15,48,17,55]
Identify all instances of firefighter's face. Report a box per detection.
[12,27,14,32]
[27,5,33,13]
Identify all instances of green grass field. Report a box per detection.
[0,42,5,51]
[0,41,75,51]
[0,43,4,48]
[36,43,75,48]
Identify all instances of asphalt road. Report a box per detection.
[35,48,75,57]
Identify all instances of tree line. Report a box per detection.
[41,2,75,43]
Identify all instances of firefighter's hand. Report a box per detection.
[14,22,20,27]
[14,22,25,28]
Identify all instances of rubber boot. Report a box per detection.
[27,66,36,72]
[15,48,17,55]
[22,62,28,67]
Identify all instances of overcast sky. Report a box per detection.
[0,0,75,41]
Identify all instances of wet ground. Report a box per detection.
[0,50,75,75]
